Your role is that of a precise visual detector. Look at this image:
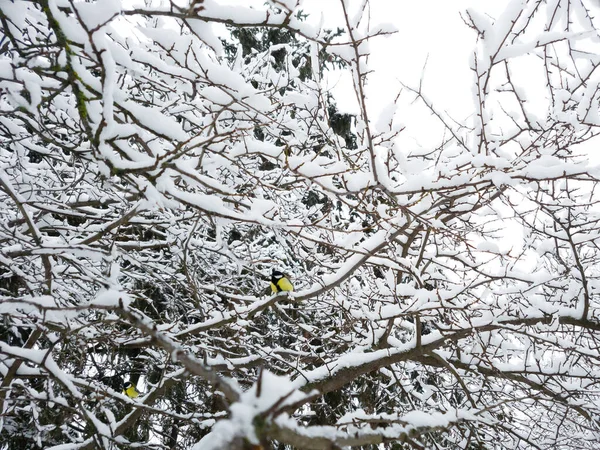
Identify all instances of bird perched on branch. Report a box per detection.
[122,381,140,398]
[270,269,293,294]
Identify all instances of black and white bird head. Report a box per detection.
[272,269,284,279]
[272,269,292,281]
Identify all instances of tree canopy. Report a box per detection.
[2,0,600,449]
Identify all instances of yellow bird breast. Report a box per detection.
[124,386,139,398]
[276,277,293,292]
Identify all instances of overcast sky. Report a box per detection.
[302,0,480,109]
[209,0,514,149]
[295,0,511,150]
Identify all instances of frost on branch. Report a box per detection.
[2,0,600,449]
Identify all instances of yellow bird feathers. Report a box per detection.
[123,381,139,398]
[270,269,293,294]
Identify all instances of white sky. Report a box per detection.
[302,0,482,111]
[213,0,508,117]
[215,0,588,156]
[296,0,510,149]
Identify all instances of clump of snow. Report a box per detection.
[193,371,307,449]
[476,241,500,253]
[90,289,132,309]
[74,0,121,31]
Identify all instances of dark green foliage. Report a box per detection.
[223,15,357,151]
[328,103,357,149]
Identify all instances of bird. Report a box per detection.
[270,269,293,294]
[122,381,140,398]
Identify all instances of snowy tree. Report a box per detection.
[1,0,600,449]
